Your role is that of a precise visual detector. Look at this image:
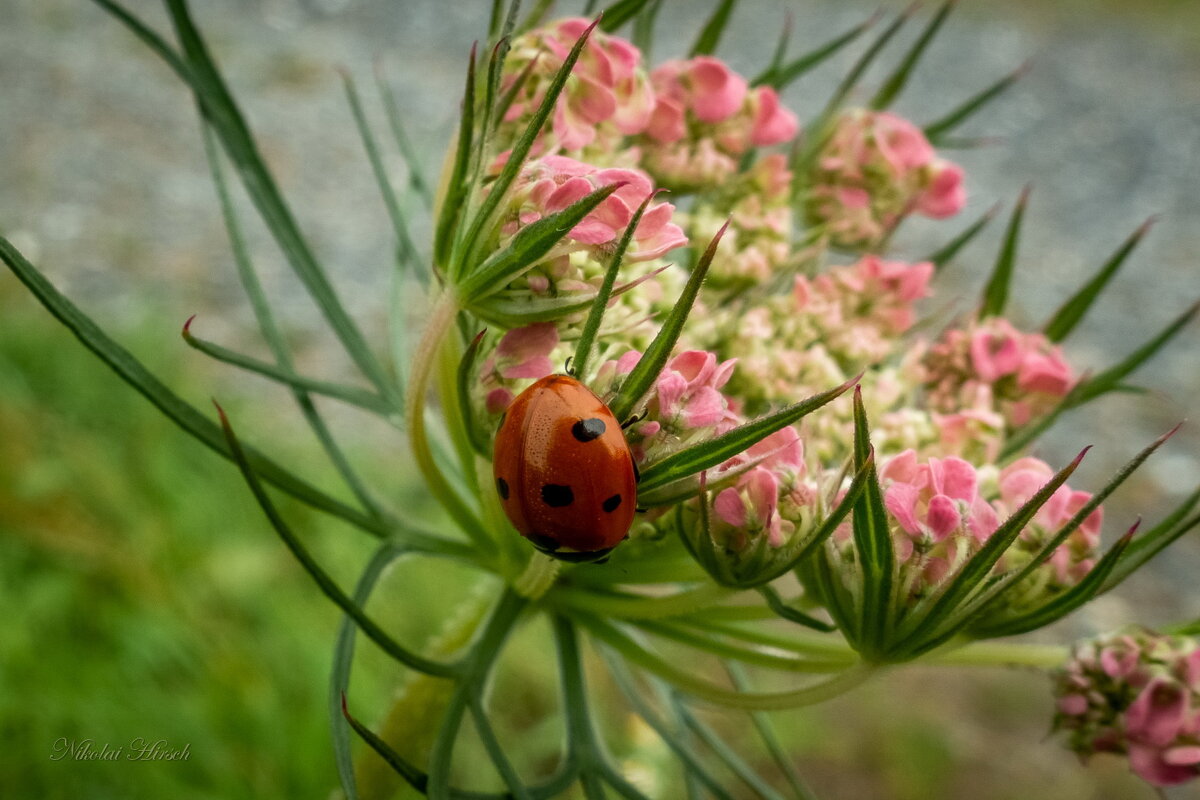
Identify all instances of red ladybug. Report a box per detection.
[493,374,637,562]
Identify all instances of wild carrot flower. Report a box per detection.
[498,18,656,163]
[923,315,1077,429]
[639,56,799,190]
[1054,629,1200,787]
[805,109,965,250]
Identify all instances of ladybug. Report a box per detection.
[493,374,638,562]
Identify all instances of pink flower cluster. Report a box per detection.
[500,18,655,160]
[593,349,741,463]
[1054,629,1200,787]
[923,316,1077,428]
[805,109,965,250]
[864,450,1102,603]
[710,426,820,551]
[477,323,562,416]
[639,57,799,190]
[498,155,687,294]
[686,154,794,288]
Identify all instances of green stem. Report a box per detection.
[924,639,1069,669]
[406,291,488,546]
[551,584,740,620]
[514,552,562,600]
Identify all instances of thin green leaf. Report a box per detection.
[636,618,843,673]
[437,43,479,270]
[457,19,600,273]
[849,389,894,656]
[574,193,656,381]
[892,448,1088,657]
[671,698,788,800]
[469,697,536,800]
[870,0,955,110]
[516,0,554,34]
[427,689,473,800]
[636,375,856,495]
[926,203,999,272]
[369,80,433,203]
[754,13,875,89]
[458,330,493,456]
[1103,485,1200,592]
[970,523,1137,639]
[460,182,623,302]
[979,185,1030,318]
[689,0,737,57]
[758,586,836,632]
[182,317,390,414]
[330,541,409,800]
[822,7,911,118]
[340,694,432,796]
[609,223,728,423]
[1067,300,1200,407]
[630,0,664,57]
[925,60,1030,142]
[215,403,462,676]
[796,548,858,640]
[0,235,383,534]
[599,0,654,32]
[471,264,668,325]
[601,653,737,800]
[161,0,395,401]
[91,0,190,79]
[723,662,821,800]
[341,69,420,268]
[1043,218,1155,342]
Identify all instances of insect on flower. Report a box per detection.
[492,374,638,562]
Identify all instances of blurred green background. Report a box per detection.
[2,1,1198,798]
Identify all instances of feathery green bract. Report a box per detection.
[458,330,493,456]
[599,0,655,32]
[330,541,410,800]
[962,427,1179,636]
[689,0,737,57]
[572,194,655,381]
[1068,300,1200,407]
[821,8,910,120]
[459,182,623,303]
[671,696,788,800]
[182,321,390,415]
[969,525,1136,639]
[608,223,728,423]
[160,0,396,402]
[870,0,955,110]
[1043,219,1154,342]
[1102,486,1200,593]
[437,44,478,271]
[341,70,419,270]
[848,389,895,658]
[470,266,667,326]
[753,14,874,89]
[890,449,1088,659]
[636,376,857,496]
[216,404,465,677]
[376,69,433,207]
[926,203,999,272]
[0,235,385,536]
[925,61,1029,143]
[979,186,1029,318]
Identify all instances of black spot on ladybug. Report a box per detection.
[541,484,574,507]
[572,417,606,442]
[602,494,622,513]
[527,532,560,552]
[496,477,510,500]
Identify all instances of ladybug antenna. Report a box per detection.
[564,355,575,376]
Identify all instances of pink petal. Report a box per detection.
[1126,678,1190,747]
[937,457,978,501]
[646,96,686,142]
[884,482,922,535]
[687,56,747,122]
[714,488,747,527]
[486,388,515,415]
[918,160,966,218]
[1129,742,1199,787]
[926,494,962,540]
[546,176,596,212]
[681,386,726,428]
[749,87,799,146]
[568,218,618,244]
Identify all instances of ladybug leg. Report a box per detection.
[563,355,575,377]
[621,411,644,429]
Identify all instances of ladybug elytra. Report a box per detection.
[492,374,637,561]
